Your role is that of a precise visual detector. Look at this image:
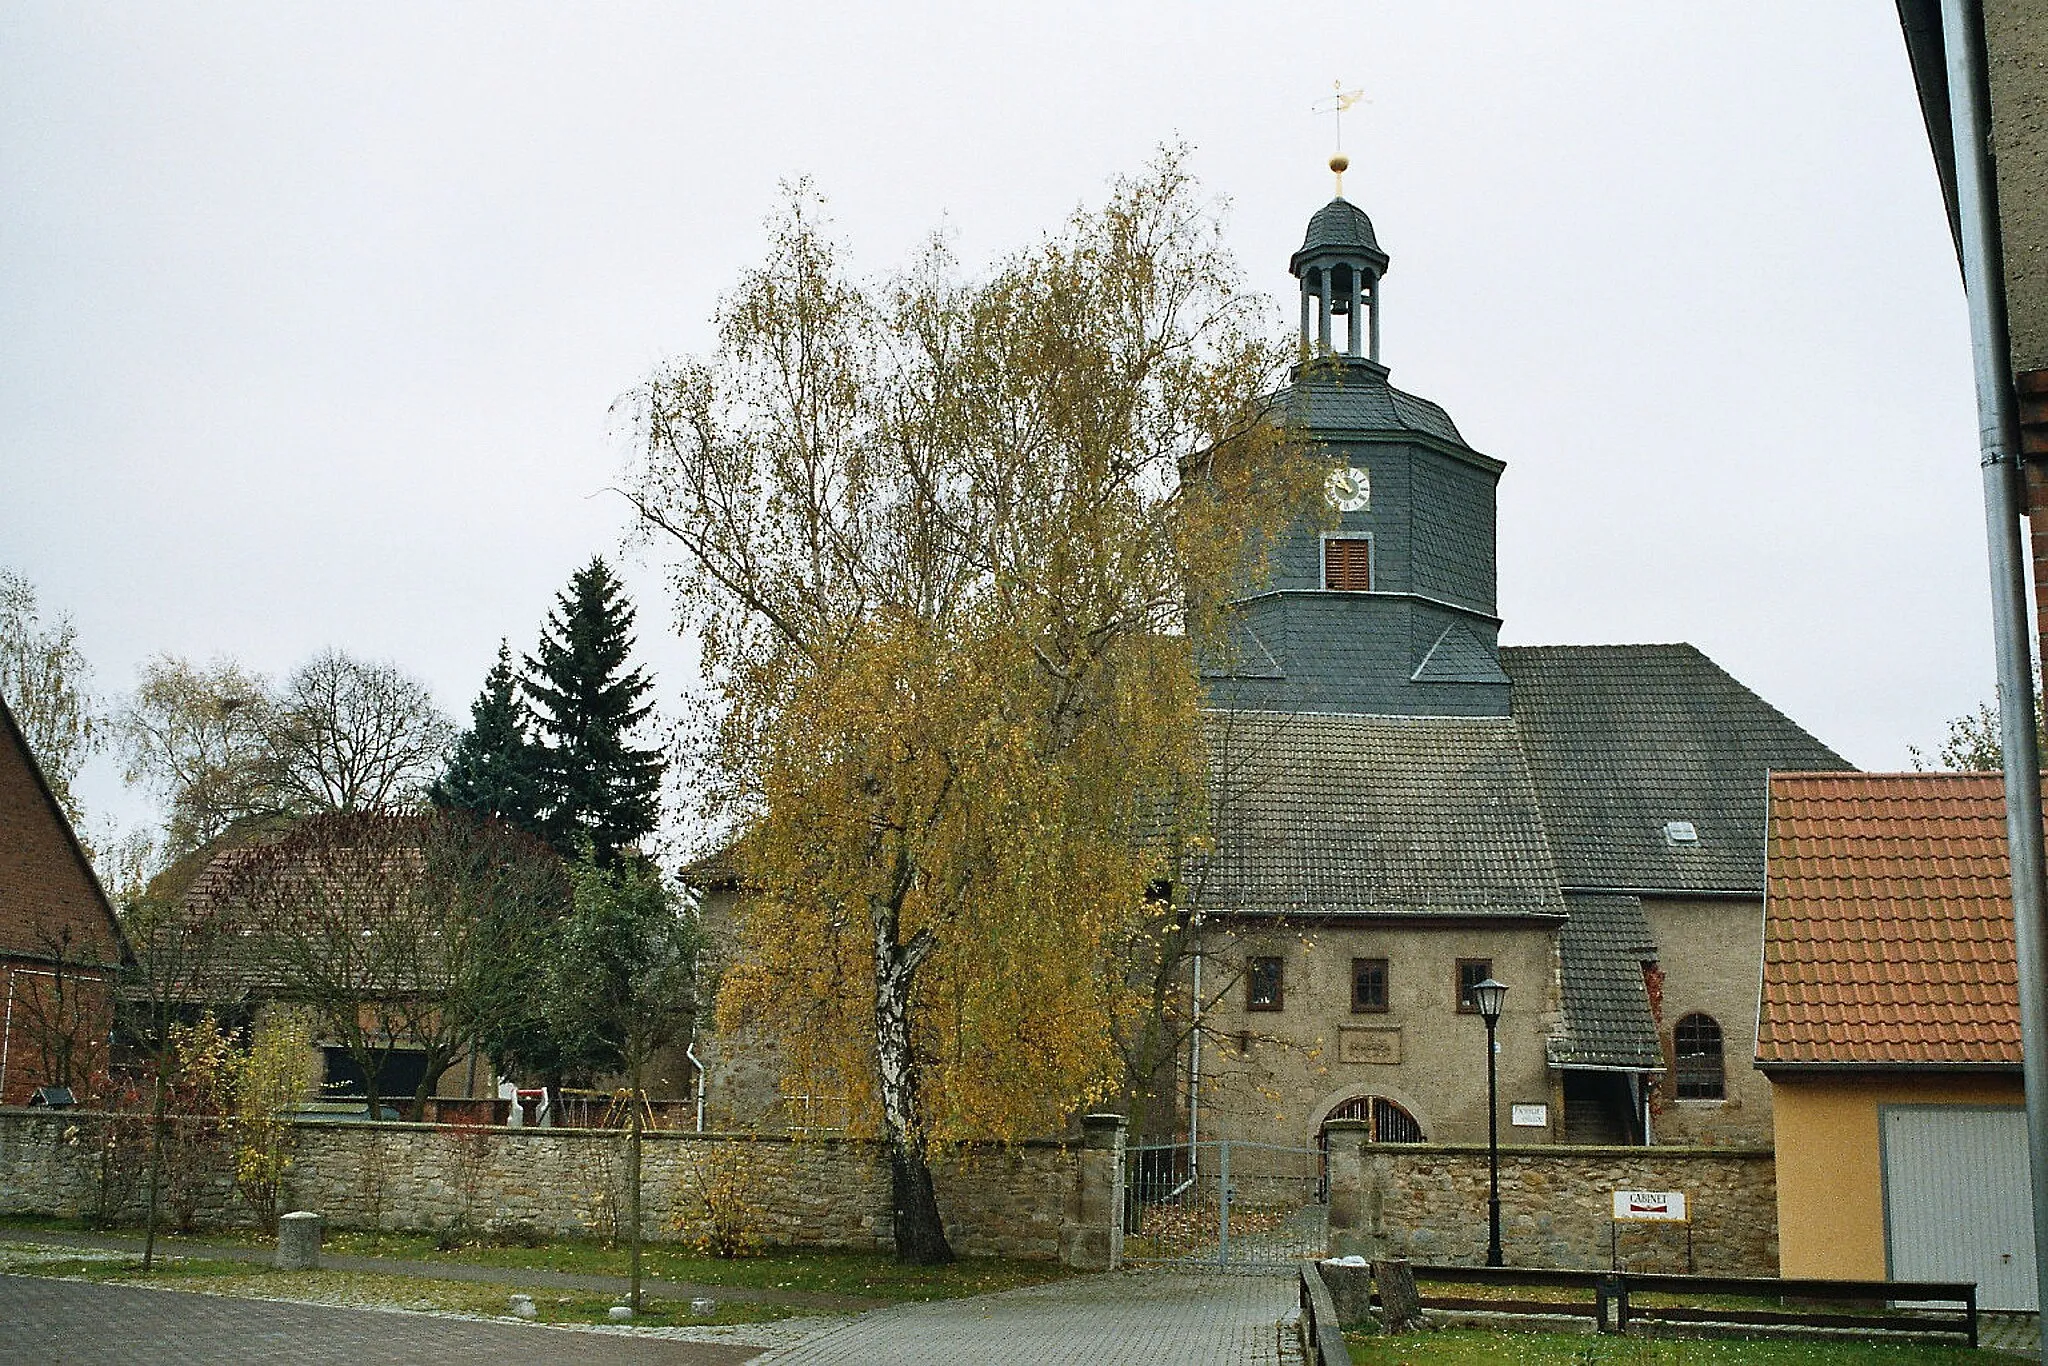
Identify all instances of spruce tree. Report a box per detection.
[522,558,665,861]
[431,641,546,831]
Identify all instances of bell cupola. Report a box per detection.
[1290,155,1390,366]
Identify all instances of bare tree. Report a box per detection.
[119,650,455,861]
[119,896,237,1269]
[0,568,101,825]
[118,655,279,857]
[221,809,565,1121]
[11,925,115,1102]
[268,650,454,813]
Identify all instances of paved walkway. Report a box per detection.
[753,1269,1303,1366]
[0,1226,878,1313]
[1982,1312,2042,1359]
[0,1274,766,1365]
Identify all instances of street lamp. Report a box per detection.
[1471,977,1509,1267]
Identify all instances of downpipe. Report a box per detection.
[1939,0,2048,1319]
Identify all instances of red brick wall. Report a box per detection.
[0,714,122,1104]
[0,719,120,967]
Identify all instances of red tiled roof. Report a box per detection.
[1757,771,2021,1067]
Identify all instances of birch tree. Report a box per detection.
[628,153,1317,1262]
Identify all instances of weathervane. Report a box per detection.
[1313,80,1367,196]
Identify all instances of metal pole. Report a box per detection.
[1485,1014,1503,1267]
[1217,1139,1231,1268]
[1939,0,2048,1320]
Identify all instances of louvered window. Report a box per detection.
[1323,537,1372,591]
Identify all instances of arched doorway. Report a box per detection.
[1322,1093,1426,1143]
[1317,1095,1425,1199]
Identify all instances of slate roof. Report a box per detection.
[1192,710,1567,919]
[1502,644,1851,895]
[1550,893,1664,1070]
[1291,198,1386,266]
[1756,771,2021,1068]
[1282,373,1467,446]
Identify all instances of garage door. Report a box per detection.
[1881,1105,2036,1311]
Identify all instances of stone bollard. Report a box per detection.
[1061,1113,1127,1271]
[274,1211,323,1271]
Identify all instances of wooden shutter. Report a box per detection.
[1323,538,1372,591]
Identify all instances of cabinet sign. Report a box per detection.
[1611,1190,1688,1222]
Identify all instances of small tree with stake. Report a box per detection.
[546,853,699,1314]
[118,897,234,1271]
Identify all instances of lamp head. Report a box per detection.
[1471,977,1508,1023]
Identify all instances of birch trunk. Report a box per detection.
[872,893,953,1265]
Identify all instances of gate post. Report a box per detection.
[1064,1113,1127,1271]
[1324,1118,1380,1259]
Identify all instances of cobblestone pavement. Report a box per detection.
[0,1274,770,1365]
[752,1269,1302,1366]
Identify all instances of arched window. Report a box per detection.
[1674,1013,1724,1100]
[1323,1094,1424,1143]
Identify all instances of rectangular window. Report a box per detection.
[1323,537,1372,592]
[1351,957,1388,1013]
[1246,955,1284,1011]
[1456,959,1493,1013]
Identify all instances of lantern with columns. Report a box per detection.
[1289,156,1390,366]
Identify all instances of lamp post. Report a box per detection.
[1471,977,1509,1267]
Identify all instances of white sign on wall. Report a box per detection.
[1509,1103,1548,1128]
[1612,1189,1688,1223]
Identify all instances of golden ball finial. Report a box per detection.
[1330,153,1351,175]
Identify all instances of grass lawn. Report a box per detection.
[1342,1330,1992,1365]
[0,1214,1069,1304]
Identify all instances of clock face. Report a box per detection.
[1325,465,1371,513]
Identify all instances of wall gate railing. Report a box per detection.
[1123,1139,1327,1272]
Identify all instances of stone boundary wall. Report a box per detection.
[0,1109,1087,1261]
[1326,1132,1777,1277]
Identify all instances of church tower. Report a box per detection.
[1206,165,1512,717]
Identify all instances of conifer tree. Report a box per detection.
[522,559,665,862]
[431,641,545,830]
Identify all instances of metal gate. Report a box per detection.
[1124,1140,1327,1271]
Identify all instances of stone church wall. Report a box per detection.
[1642,895,1774,1146]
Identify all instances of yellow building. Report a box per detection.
[1758,772,2033,1309]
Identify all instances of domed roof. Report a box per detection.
[1290,198,1388,275]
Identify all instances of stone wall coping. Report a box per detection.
[1359,1141,1775,1159]
[0,1108,1081,1151]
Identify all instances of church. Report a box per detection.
[1184,167,1849,1152]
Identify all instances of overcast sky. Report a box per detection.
[0,4,1990,845]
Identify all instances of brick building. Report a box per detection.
[0,695,126,1105]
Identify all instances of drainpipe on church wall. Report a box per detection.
[1939,0,2048,1320]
